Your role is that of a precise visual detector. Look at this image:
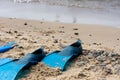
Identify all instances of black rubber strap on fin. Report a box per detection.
[58,40,82,57]
[15,47,45,66]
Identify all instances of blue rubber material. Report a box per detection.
[42,40,82,71]
[0,58,13,66]
[0,47,45,80]
[42,52,71,70]
[0,61,26,80]
[0,42,17,53]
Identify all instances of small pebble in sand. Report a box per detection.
[15,36,18,38]
[111,57,116,61]
[19,53,25,56]
[93,51,102,58]
[87,53,93,59]
[53,39,58,43]
[89,34,92,36]
[100,63,106,67]
[117,38,119,40]
[24,22,27,25]
[40,21,44,24]
[74,32,79,35]
[97,56,106,62]
[73,28,78,30]
[93,42,97,45]
[58,30,65,33]
[17,34,22,36]
[6,31,12,34]
[52,36,55,38]
[43,33,49,36]
[99,43,102,45]
[105,68,112,75]
[18,46,24,49]
[104,60,111,65]
[33,41,37,43]
[59,26,64,28]
[76,73,87,78]
[21,37,27,40]
[14,30,18,33]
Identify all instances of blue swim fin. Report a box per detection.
[0,58,13,66]
[0,47,45,80]
[0,42,17,53]
[42,40,82,71]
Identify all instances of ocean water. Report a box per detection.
[0,0,120,28]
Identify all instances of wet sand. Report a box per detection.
[0,17,120,80]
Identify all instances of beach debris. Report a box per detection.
[74,32,79,35]
[73,28,78,30]
[14,30,18,33]
[102,67,112,75]
[97,56,106,62]
[18,46,24,49]
[40,21,44,24]
[21,37,27,40]
[52,36,55,38]
[33,41,37,43]
[76,73,87,78]
[87,53,94,59]
[17,34,22,36]
[15,36,18,38]
[92,42,97,45]
[18,52,25,56]
[89,34,92,36]
[58,30,65,33]
[92,42,102,46]
[24,22,27,25]
[6,31,12,34]
[44,33,49,36]
[59,26,64,28]
[53,39,58,43]
[117,38,119,40]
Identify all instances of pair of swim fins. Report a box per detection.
[0,40,82,80]
[0,42,17,53]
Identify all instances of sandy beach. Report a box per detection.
[0,17,120,80]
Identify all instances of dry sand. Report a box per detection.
[0,17,120,80]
